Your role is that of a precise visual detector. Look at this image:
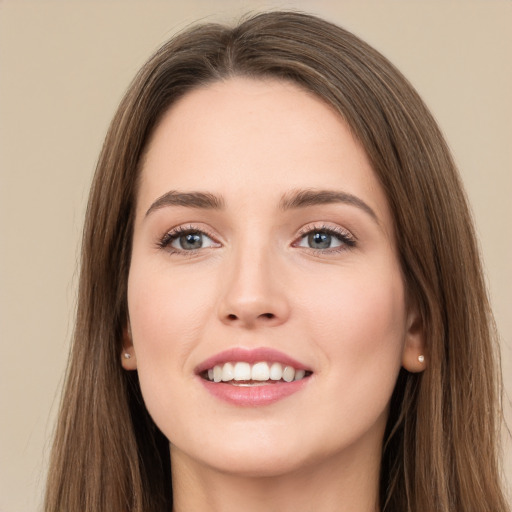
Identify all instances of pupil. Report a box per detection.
[308,232,331,249]
[180,233,202,250]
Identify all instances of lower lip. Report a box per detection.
[199,377,310,406]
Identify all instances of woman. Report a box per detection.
[44,11,509,512]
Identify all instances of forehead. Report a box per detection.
[137,77,392,230]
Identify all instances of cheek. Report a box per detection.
[126,260,216,388]
[128,256,216,343]
[341,276,405,352]
[126,262,217,437]
[300,263,406,390]
[288,265,406,451]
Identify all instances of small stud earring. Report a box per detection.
[418,355,425,363]
[123,353,131,359]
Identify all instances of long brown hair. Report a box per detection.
[45,11,508,511]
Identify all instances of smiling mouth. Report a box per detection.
[200,361,313,385]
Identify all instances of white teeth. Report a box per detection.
[234,362,251,381]
[213,365,222,383]
[269,362,283,380]
[282,366,295,382]
[294,369,306,381]
[221,362,234,382]
[251,362,270,381]
[206,361,309,383]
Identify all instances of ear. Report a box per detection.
[121,321,137,371]
[401,302,426,373]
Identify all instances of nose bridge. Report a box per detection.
[218,233,289,328]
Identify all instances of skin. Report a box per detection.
[123,77,425,512]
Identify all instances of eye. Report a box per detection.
[303,231,340,249]
[159,226,219,253]
[172,231,211,250]
[295,226,356,251]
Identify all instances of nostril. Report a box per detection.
[222,311,280,325]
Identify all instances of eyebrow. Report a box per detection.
[144,188,378,223]
[279,189,378,222]
[145,191,225,217]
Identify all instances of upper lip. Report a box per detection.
[194,347,312,375]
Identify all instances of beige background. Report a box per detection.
[0,1,510,511]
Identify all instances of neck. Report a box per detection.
[170,442,381,512]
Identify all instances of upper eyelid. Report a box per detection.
[158,224,221,250]
[158,222,356,246]
[163,224,218,238]
[296,222,356,239]
[293,223,358,250]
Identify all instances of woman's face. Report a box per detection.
[125,77,423,477]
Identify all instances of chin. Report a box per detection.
[200,448,314,479]
[171,421,355,481]
[169,424,315,478]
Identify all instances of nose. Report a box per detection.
[217,245,290,329]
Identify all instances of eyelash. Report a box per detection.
[157,225,219,255]
[157,223,356,255]
[294,224,357,254]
